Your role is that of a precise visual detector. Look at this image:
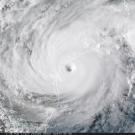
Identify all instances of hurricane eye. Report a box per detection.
[65,63,76,73]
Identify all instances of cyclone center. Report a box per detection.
[65,63,76,73]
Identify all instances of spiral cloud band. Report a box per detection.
[0,0,135,133]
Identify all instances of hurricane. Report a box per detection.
[0,0,135,133]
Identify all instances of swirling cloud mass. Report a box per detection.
[0,0,135,133]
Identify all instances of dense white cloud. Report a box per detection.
[0,0,135,133]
